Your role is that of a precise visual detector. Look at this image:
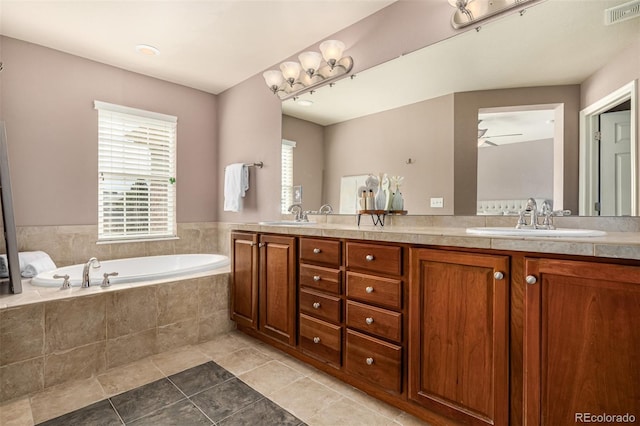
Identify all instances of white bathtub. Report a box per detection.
[31,254,230,287]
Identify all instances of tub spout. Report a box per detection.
[82,257,101,288]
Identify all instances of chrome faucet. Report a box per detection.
[517,198,571,229]
[318,204,333,214]
[287,204,307,222]
[82,257,101,288]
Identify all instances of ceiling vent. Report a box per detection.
[605,0,640,25]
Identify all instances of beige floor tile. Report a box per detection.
[0,397,34,426]
[29,378,105,424]
[308,369,362,398]
[252,341,291,360]
[394,411,433,425]
[97,358,165,397]
[268,377,343,421]
[150,345,210,376]
[214,347,272,375]
[196,332,249,360]
[238,360,304,396]
[277,355,321,377]
[343,387,404,420]
[307,397,397,426]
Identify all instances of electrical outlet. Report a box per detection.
[430,197,444,208]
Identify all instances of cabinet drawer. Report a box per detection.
[300,264,341,295]
[346,272,402,310]
[346,242,401,276]
[346,301,402,343]
[300,289,342,323]
[300,314,342,367]
[345,329,402,394]
[300,238,341,267]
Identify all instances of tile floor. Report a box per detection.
[0,331,431,426]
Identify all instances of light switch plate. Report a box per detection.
[430,197,444,208]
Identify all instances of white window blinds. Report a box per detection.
[95,101,177,242]
[281,139,296,214]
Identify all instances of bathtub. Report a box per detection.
[31,254,230,287]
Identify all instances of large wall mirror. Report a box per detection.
[281,0,639,216]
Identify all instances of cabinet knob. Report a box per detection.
[258,243,266,248]
[313,248,322,254]
[313,275,321,281]
[365,286,374,294]
[494,271,504,280]
[365,317,374,325]
[526,275,537,285]
[366,357,374,365]
[312,302,321,309]
[313,337,321,344]
[250,242,257,247]
[365,254,374,261]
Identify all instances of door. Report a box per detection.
[259,234,297,346]
[409,248,510,425]
[600,110,631,216]
[231,232,259,329]
[524,258,640,425]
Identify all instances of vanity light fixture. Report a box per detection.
[262,39,354,100]
[448,0,538,29]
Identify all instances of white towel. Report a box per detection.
[224,163,249,212]
[22,256,57,278]
[0,251,56,277]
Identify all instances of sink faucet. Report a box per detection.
[517,198,539,229]
[517,198,571,229]
[318,204,333,214]
[287,204,307,222]
[82,257,101,288]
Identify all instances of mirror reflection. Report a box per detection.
[281,0,639,216]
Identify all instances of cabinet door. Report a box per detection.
[409,248,509,426]
[231,232,258,329]
[524,258,640,426]
[259,234,297,346]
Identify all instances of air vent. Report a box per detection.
[605,0,640,25]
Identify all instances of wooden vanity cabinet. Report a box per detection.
[524,258,640,426]
[298,237,343,367]
[231,232,259,329]
[409,248,510,426]
[231,232,297,346]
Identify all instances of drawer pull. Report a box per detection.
[312,302,321,309]
[494,271,504,280]
[365,254,375,262]
[526,275,537,285]
[365,317,374,325]
[313,275,321,281]
[365,286,374,294]
[366,357,374,365]
[313,337,321,344]
[313,248,322,254]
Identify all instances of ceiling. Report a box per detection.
[283,0,640,127]
[0,0,394,94]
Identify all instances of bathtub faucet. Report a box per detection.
[82,257,101,288]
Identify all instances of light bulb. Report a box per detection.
[280,61,302,85]
[262,70,284,93]
[298,51,322,76]
[319,40,345,68]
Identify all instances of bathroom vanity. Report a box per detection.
[230,222,640,425]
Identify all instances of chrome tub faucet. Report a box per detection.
[82,257,101,288]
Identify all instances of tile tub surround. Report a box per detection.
[0,271,234,403]
[0,331,430,425]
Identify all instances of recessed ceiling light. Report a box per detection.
[297,99,313,107]
[136,44,160,56]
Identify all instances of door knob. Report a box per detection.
[526,275,537,285]
[494,271,504,280]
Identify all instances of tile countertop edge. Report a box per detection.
[232,223,640,261]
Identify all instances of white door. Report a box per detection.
[600,110,631,216]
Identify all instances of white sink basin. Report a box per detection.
[466,227,606,237]
[258,220,317,226]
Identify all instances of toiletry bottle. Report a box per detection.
[366,189,375,210]
[359,190,367,210]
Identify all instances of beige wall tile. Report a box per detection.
[0,397,34,426]
[44,342,107,388]
[157,319,198,353]
[0,357,44,402]
[197,275,230,316]
[157,281,199,326]
[29,378,105,424]
[106,286,157,338]
[97,359,164,398]
[106,328,157,369]
[197,310,235,343]
[45,295,105,353]
[0,304,44,366]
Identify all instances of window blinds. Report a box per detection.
[281,139,296,214]
[95,101,177,241]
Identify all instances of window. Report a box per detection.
[281,139,296,213]
[95,101,177,242]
